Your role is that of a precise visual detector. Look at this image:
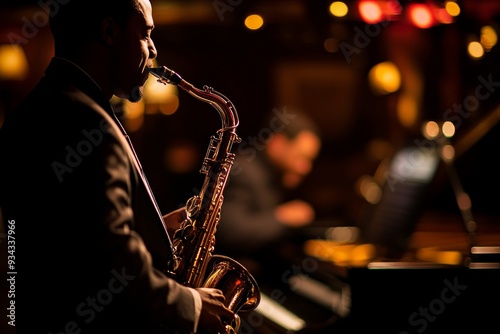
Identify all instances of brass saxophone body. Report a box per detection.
[149,66,260,333]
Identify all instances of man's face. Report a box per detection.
[111,0,157,102]
[274,130,321,189]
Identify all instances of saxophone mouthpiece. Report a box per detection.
[148,66,183,85]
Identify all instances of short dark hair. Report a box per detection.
[49,0,140,44]
[283,111,321,139]
[262,109,321,140]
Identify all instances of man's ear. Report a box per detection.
[100,17,119,45]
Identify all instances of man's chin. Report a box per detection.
[117,87,144,103]
[283,173,303,189]
[128,93,143,103]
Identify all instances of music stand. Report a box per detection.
[355,144,441,259]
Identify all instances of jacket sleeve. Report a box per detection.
[61,106,200,333]
[90,116,200,333]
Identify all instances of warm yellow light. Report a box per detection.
[442,120,455,138]
[142,74,179,116]
[441,144,455,161]
[397,93,419,128]
[0,44,29,80]
[111,95,146,133]
[423,121,440,139]
[365,183,382,204]
[357,175,382,204]
[417,247,463,265]
[368,61,401,95]
[123,100,145,132]
[330,1,348,17]
[480,25,498,50]
[157,96,180,115]
[302,240,375,267]
[244,14,264,30]
[125,100,144,119]
[468,41,484,59]
[445,1,460,17]
[350,244,376,267]
[144,75,178,104]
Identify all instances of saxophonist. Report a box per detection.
[0,0,235,333]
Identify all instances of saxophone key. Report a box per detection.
[186,195,201,217]
[181,225,195,240]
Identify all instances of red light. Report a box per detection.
[408,4,435,28]
[357,1,403,24]
[359,1,383,24]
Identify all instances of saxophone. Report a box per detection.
[149,66,261,333]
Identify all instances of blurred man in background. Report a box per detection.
[216,108,322,276]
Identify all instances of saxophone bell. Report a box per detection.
[204,255,260,311]
[204,255,260,334]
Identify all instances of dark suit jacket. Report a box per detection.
[0,58,196,333]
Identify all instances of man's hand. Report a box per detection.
[196,287,236,333]
[162,207,187,239]
[274,199,315,227]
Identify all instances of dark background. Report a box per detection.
[1,0,500,226]
[1,1,500,333]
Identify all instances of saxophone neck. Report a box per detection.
[148,66,240,132]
